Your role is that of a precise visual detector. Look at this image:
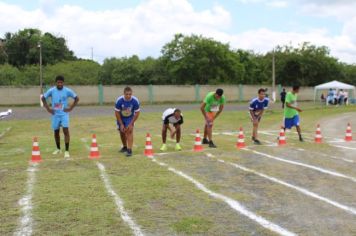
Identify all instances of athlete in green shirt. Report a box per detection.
[284,85,303,142]
[200,88,226,148]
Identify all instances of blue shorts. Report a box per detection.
[52,114,69,130]
[284,115,300,129]
[117,117,133,129]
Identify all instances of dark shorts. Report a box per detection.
[249,112,262,122]
[117,117,133,129]
[284,115,300,129]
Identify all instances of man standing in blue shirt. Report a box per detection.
[249,88,269,145]
[42,75,79,158]
[115,87,140,157]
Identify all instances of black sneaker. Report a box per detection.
[119,146,128,153]
[202,138,209,144]
[253,139,262,145]
[208,141,217,148]
[299,137,304,142]
[126,149,132,157]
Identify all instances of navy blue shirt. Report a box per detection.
[115,95,140,119]
[249,97,269,112]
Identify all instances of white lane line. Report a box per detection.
[260,131,314,141]
[206,152,215,158]
[81,139,144,235]
[330,144,356,151]
[258,143,354,164]
[303,149,355,164]
[0,126,12,139]
[96,162,144,236]
[14,163,38,236]
[246,149,356,183]
[217,159,356,216]
[150,157,296,236]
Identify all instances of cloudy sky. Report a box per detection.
[1,0,355,63]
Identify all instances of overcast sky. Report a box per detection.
[1,0,355,63]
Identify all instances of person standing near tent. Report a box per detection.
[344,90,349,105]
[41,75,79,158]
[280,88,286,108]
[283,85,303,142]
[201,88,225,148]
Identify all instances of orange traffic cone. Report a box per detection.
[89,134,100,159]
[193,129,203,152]
[314,124,322,143]
[144,133,154,157]
[31,137,42,163]
[278,127,287,146]
[236,127,246,149]
[345,123,352,142]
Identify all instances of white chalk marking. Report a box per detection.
[150,158,296,236]
[82,139,144,235]
[14,163,38,236]
[0,126,12,139]
[205,152,215,158]
[96,162,144,236]
[330,144,356,151]
[218,159,356,215]
[246,149,356,183]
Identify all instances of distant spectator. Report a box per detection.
[333,88,338,104]
[280,88,286,108]
[327,89,334,105]
[338,89,345,105]
[320,93,326,103]
[344,90,349,105]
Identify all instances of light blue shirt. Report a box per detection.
[44,86,77,116]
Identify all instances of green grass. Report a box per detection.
[0,103,355,235]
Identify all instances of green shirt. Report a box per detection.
[284,92,298,118]
[204,92,226,112]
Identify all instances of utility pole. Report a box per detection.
[38,42,43,107]
[91,47,93,61]
[272,49,276,102]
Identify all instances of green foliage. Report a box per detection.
[161,34,244,84]
[0,64,22,85]
[1,30,356,86]
[2,28,75,67]
[43,60,100,85]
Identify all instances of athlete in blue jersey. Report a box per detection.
[115,87,140,157]
[41,75,79,158]
[249,88,269,145]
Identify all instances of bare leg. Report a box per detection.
[162,124,168,144]
[296,126,302,137]
[203,124,208,140]
[119,129,127,148]
[207,124,213,141]
[63,128,70,151]
[54,129,60,149]
[252,122,259,139]
[175,124,181,143]
[126,129,133,149]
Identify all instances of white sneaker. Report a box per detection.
[64,151,70,158]
[52,149,62,155]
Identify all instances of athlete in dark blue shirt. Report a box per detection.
[115,87,140,157]
[249,88,269,144]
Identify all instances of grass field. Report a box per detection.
[1,103,356,235]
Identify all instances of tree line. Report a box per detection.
[1,29,355,86]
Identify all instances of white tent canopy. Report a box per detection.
[314,80,356,102]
